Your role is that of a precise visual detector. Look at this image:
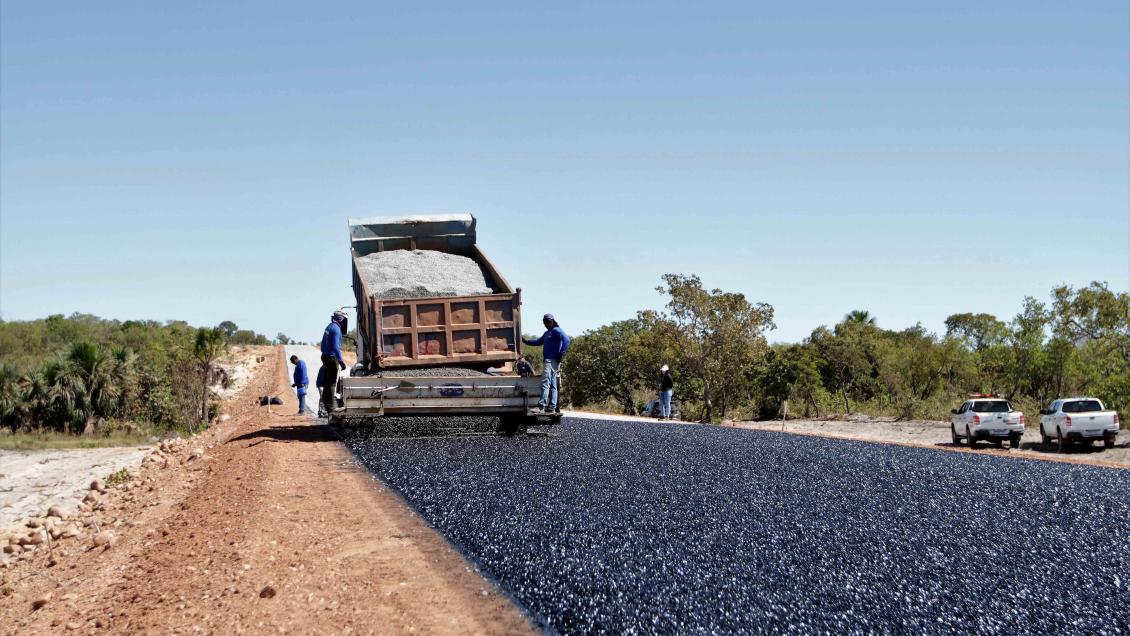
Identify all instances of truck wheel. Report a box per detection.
[1056,428,1069,453]
[951,424,960,445]
[1010,434,1022,449]
[966,427,977,449]
[1104,436,1116,449]
[1040,427,1052,447]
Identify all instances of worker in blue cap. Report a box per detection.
[320,310,348,414]
[289,355,312,415]
[522,313,570,413]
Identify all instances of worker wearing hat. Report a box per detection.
[319,310,348,415]
[522,313,570,413]
[659,364,674,420]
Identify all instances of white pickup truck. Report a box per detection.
[1039,398,1120,452]
[950,396,1025,448]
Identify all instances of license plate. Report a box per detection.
[1084,430,1103,437]
[992,430,1007,436]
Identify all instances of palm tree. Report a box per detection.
[40,358,85,434]
[0,364,31,431]
[64,341,118,435]
[193,327,227,425]
[844,310,877,326]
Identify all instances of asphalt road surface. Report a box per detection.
[345,416,1130,635]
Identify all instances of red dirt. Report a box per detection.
[0,347,534,635]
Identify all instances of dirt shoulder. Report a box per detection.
[1,346,533,635]
[731,417,1130,469]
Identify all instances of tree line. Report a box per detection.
[559,277,1129,424]
[0,314,273,435]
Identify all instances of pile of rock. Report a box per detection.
[355,249,497,299]
[2,479,119,565]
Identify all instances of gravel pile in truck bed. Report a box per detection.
[344,417,1130,634]
[356,250,496,299]
[366,367,491,378]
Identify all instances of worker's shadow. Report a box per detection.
[227,424,333,446]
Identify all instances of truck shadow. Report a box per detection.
[228,424,335,445]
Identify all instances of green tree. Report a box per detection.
[843,310,877,326]
[217,321,239,339]
[193,327,228,425]
[652,274,775,421]
[562,319,662,414]
[277,333,291,345]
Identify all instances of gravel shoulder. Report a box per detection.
[732,416,1130,468]
[0,347,533,635]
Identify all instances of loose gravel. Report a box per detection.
[344,417,1130,634]
[356,250,496,299]
[366,367,491,378]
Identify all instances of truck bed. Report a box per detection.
[350,216,523,372]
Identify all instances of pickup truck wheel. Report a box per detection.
[966,426,977,449]
[1056,428,1069,453]
[1040,427,1052,446]
[1104,436,1116,449]
[1009,434,1022,449]
[951,424,960,445]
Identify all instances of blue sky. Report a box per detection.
[2,2,1127,343]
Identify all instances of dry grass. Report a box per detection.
[0,431,152,451]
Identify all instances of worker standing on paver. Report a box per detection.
[320,311,348,414]
[659,364,674,420]
[522,314,570,413]
[290,355,312,415]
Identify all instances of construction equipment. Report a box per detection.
[333,214,557,433]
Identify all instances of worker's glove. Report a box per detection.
[338,360,347,371]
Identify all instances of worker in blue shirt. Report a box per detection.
[522,313,570,413]
[289,355,311,415]
[320,310,348,414]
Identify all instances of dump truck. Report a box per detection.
[332,214,557,433]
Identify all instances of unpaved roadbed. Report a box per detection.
[0,347,532,635]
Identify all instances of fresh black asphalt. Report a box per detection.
[342,416,1130,635]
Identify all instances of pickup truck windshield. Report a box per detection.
[1062,400,1103,413]
[971,401,1011,413]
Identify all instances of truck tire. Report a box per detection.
[1009,434,1022,449]
[951,424,960,445]
[966,426,977,449]
[1040,427,1052,447]
[1057,428,1069,454]
[1104,436,1116,449]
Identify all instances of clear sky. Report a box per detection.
[2,2,1127,344]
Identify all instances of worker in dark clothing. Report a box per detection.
[315,364,327,417]
[320,311,348,414]
[522,314,570,413]
[290,355,311,415]
[659,364,674,420]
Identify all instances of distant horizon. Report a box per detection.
[3,2,1127,343]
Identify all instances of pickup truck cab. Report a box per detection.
[1039,398,1120,452]
[950,396,1025,448]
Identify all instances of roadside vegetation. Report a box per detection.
[561,279,1129,425]
[0,314,273,439]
